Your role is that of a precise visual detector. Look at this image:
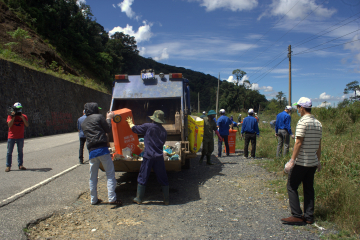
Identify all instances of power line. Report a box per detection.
[242,0,327,69]
[293,38,360,55]
[251,12,360,79]
[224,0,301,69]
[293,13,360,49]
[251,57,288,84]
[294,28,360,55]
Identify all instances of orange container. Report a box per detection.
[224,129,237,154]
[111,108,142,156]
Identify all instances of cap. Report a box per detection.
[239,114,242,116]
[293,97,312,108]
[13,102,22,108]
[248,108,254,113]
[285,106,292,110]
[203,111,206,114]
[207,110,216,116]
[255,113,257,115]
[220,109,225,113]
[98,107,102,110]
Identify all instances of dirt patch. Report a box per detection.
[26,150,321,239]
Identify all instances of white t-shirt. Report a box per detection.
[295,114,322,167]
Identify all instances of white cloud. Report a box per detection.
[112,4,116,8]
[317,102,331,108]
[226,76,237,84]
[76,0,86,6]
[118,0,136,19]
[259,0,336,20]
[251,83,273,92]
[109,21,153,43]
[193,0,258,12]
[138,36,258,61]
[319,92,331,100]
[344,34,360,72]
[154,48,169,61]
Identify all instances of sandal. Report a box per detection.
[109,199,123,205]
[92,199,103,205]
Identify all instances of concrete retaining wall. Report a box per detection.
[0,59,112,141]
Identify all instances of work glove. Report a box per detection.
[284,159,295,174]
[126,116,135,128]
[106,111,114,120]
[215,130,223,142]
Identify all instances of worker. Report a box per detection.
[126,110,169,205]
[216,109,233,157]
[254,113,259,122]
[241,108,260,158]
[237,113,242,123]
[200,111,206,119]
[275,106,295,157]
[230,115,234,121]
[199,110,222,165]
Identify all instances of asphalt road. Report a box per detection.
[0,132,115,239]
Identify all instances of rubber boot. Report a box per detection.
[162,185,169,205]
[133,184,146,204]
[199,155,204,164]
[206,154,214,165]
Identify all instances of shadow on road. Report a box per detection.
[22,168,53,172]
[113,154,224,206]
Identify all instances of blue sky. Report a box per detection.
[80,0,360,107]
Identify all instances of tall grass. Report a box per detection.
[239,103,360,236]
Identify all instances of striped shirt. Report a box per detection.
[295,114,322,167]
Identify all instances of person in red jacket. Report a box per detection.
[6,102,29,172]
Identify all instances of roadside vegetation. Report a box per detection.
[231,100,360,238]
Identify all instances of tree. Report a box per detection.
[276,91,286,107]
[344,80,360,101]
[232,69,246,85]
[6,27,31,53]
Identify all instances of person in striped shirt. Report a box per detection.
[281,97,322,225]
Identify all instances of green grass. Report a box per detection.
[232,105,360,238]
[0,49,110,94]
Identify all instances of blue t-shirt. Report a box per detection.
[77,115,87,138]
[89,146,110,159]
[241,115,260,135]
[217,115,232,136]
[275,111,293,135]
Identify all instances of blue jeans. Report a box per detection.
[89,154,117,204]
[6,138,24,167]
[217,135,229,157]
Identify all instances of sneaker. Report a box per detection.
[5,167,10,172]
[281,216,306,225]
[19,166,26,170]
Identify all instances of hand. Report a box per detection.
[106,111,114,119]
[126,116,135,128]
[291,135,295,139]
[317,162,321,172]
[241,134,244,138]
[284,159,295,173]
[218,137,223,142]
[275,133,278,137]
[11,111,15,117]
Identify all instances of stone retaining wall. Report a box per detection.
[0,59,111,141]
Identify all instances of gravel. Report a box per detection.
[27,146,322,239]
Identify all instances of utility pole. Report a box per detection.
[216,73,220,119]
[198,92,200,113]
[288,45,292,106]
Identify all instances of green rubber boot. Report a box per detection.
[206,154,214,165]
[133,184,146,204]
[162,185,169,205]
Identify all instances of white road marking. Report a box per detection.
[1,163,81,206]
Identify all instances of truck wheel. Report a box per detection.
[183,158,191,169]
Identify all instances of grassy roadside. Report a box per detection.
[0,49,110,94]
[232,105,360,239]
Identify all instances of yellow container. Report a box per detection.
[187,115,204,153]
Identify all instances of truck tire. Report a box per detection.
[183,158,191,169]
